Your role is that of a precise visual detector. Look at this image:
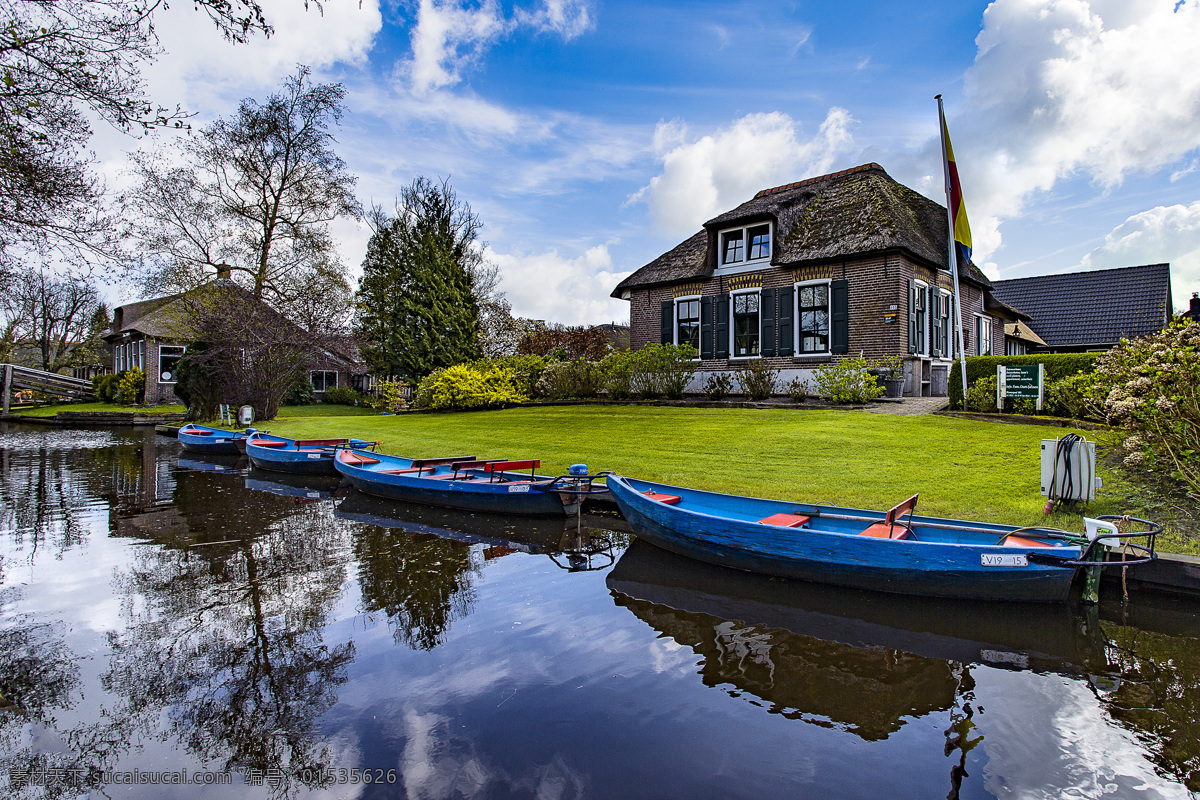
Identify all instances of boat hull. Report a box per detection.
[177,425,244,455]
[334,452,579,517]
[245,434,373,475]
[607,475,1080,603]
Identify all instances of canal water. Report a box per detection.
[2,425,1200,799]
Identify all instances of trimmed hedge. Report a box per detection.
[948,353,1099,409]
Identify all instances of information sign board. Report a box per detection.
[997,364,1044,411]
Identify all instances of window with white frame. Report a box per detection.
[913,280,928,355]
[731,291,761,357]
[719,223,772,267]
[159,345,186,383]
[975,314,993,356]
[675,297,701,352]
[310,370,338,392]
[1006,339,1026,356]
[795,281,830,354]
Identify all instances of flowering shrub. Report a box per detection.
[366,379,409,413]
[814,357,884,404]
[1090,321,1200,494]
[116,368,145,405]
[413,363,527,410]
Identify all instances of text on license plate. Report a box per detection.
[981,553,1028,567]
[507,484,531,493]
[307,453,322,459]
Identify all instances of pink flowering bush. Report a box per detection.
[1089,321,1200,495]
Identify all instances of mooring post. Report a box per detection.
[1081,545,1106,604]
[2,364,12,416]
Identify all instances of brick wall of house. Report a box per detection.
[143,340,183,405]
[626,252,990,396]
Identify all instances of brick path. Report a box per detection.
[867,396,950,415]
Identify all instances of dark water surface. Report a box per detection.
[3,425,1200,799]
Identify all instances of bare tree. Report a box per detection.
[0,0,275,267]
[127,66,361,330]
[0,266,105,372]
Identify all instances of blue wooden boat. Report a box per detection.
[245,431,375,475]
[176,424,252,455]
[333,449,605,516]
[606,474,1158,603]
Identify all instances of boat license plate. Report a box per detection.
[507,484,530,493]
[981,553,1028,567]
[307,453,322,459]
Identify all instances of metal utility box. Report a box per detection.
[238,405,255,426]
[1040,438,1098,502]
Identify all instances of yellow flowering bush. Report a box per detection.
[414,363,528,410]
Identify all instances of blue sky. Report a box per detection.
[104,0,1200,323]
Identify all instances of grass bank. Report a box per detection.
[13,402,187,417]
[249,404,1190,547]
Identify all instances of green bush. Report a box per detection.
[321,386,362,406]
[538,358,603,399]
[784,376,810,402]
[471,355,547,398]
[1046,371,1100,419]
[414,363,528,411]
[600,350,636,400]
[948,353,1099,409]
[736,360,779,401]
[93,373,120,403]
[630,343,697,399]
[366,379,409,413]
[284,380,315,406]
[814,357,884,404]
[703,372,733,400]
[116,368,145,405]
[965,375,998,412]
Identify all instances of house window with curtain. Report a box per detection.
[675,297,701,351]
[731,291,761,357]
[975,315,993,355]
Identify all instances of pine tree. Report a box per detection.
[355,178,482,381]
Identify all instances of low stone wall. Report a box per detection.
[1,411,186,426]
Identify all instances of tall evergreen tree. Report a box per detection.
[355,178,482,381]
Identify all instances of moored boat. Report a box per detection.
[245,431,375,475]
[176,424,252,455]
[333,448,605,516]
[606,474,1158,603]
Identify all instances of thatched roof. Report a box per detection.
[613,163,991,297]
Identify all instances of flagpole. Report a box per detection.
[936,94,970,408]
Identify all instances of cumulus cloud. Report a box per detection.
[630,108,855,236]
[488,245,631,325]
[403,0,595,95]
[949,0,1200,263]
[1080,202,1200,309]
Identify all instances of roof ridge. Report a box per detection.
[753,163,885,199]
[994,263,1169,284]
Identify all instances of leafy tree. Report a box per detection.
[127,66,360,331]
[0,0,273,267]
[355,177,482,381]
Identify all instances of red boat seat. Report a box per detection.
[379,468,422,475]
[339,452,380,466]
[1002,534,1053,548]
[483,460,540,473]
[757,513,811,528]
[641,490,681,505]
[859,523,913,540]
[187,429,213,436]
[252,439,287,447]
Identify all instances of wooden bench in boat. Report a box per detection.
[377,455,481,476]
[859,494,918,540]
[757,512,812,527]
[339,451,381,466]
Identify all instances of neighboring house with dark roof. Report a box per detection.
[103,280,365,404]
[990,264,1173,353]
[612,163,1007,397]
[1180,292,1199,323]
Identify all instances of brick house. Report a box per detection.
[612,163,1012,397]
[103,281,365,404]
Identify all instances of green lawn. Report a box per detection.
[13,402,188,417]
[251,404,1173,540]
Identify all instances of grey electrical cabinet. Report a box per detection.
[1040,438,1098,502]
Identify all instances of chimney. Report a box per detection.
[216,264,232,281]
[1191,292,1200,319]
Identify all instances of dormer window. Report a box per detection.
[720,223,771,266]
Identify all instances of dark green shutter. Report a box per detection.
[831,280,849,354]
[760,288,777,357]
[700,296,713,359]
[777,286,794,357]
[715,295,729,359]
[907,279,918,354]
[930,290,941,358]
[660,300,673,345]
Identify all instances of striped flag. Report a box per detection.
[938,107,973,271]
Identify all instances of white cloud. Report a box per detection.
[630,108,855,236]
[1080,202,1200,309]
[515,0,594,40]
[488,245,631,325]
[949,0,1200,263]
